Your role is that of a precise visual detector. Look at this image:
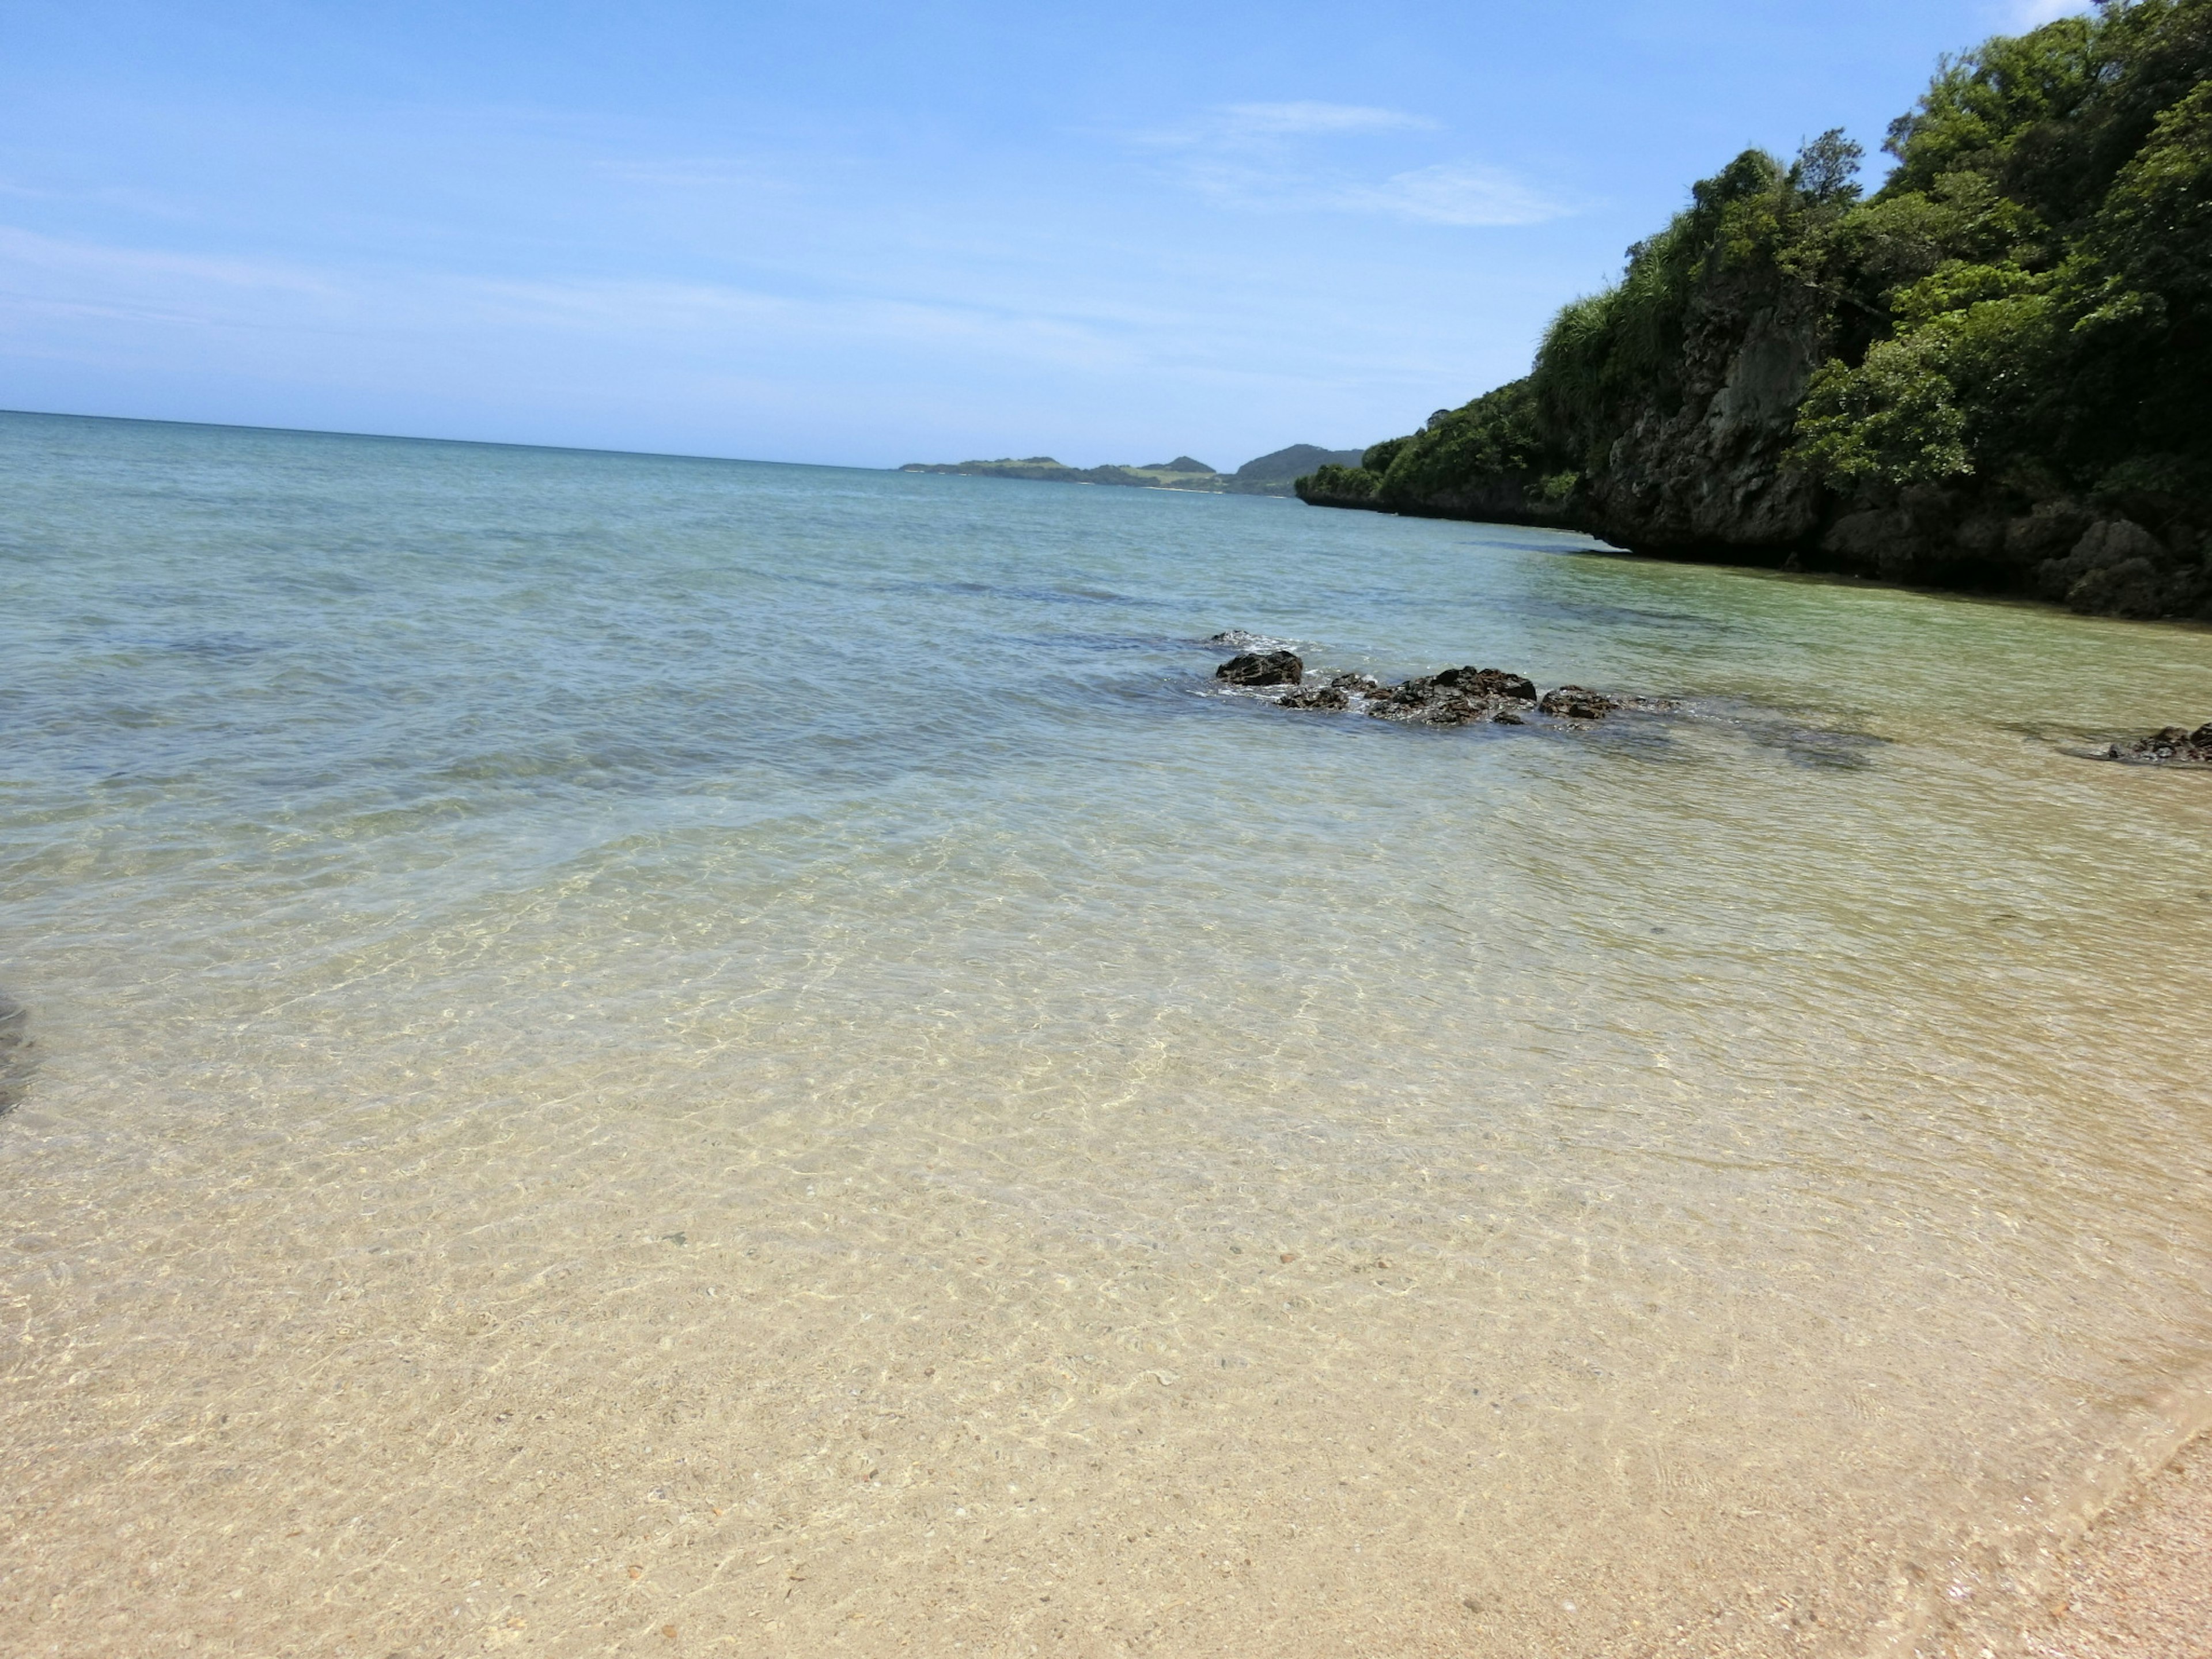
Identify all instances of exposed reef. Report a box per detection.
[2107,722,2212,764]
[1215,650,1660,729]
[1212,640,2209,780]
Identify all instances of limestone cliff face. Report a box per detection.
[1579,298,1831,554]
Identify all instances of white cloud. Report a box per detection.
[1333,164,1569,228]
[1131,101,1568,229]
[1176,157,1570,228]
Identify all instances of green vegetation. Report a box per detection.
[1303,0,2212,617]
[1238,444,1366,480]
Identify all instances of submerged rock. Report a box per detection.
[1215,649,1304,687]
[1538,685,1619,719]
[1276,684,1350,710]
[2106,722,2212,765]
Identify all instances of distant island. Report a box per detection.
[1298,2,2212,622]
[902,444,1365,498]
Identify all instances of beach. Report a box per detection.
[3,411,2210,1657]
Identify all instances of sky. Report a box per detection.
[0,0,2094,470]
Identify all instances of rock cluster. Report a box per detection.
[1224,654,1635,727]
[2107,723,2212,765]
[1359,668,1539,726]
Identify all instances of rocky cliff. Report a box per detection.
[1300,2,2212,622]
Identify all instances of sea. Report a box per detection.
[3,408,2210,1657]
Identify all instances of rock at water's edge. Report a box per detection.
[1437,665,1538,701]
[1539,686,1619,719]
[1253,660,1650,729]
[1216,650,1304,687]
[2107,723,2212,765]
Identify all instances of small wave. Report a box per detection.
[1202,629,1303,652]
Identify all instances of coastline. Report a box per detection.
[1293,487,2212,624]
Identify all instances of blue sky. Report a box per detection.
[0,0,2090,469]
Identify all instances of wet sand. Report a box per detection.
[1995,1433,2212,1659]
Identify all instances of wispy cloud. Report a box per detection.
[0,221,1167,383]
[1177,156,1572,228]
[0,225,343,297]
[1331,164,1568,227]
[1131,100,1570,229]
[1130,101,1435,153]
[1214,102,1437,140]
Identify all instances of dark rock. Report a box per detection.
[2106,723,2212,765]
[1257,658,1647,730]
[1368,692,1506,726]
[2036,518,2177,614]
[1362,691,1435,722]
[1374,675,1444,706]
[2075,518,2168,566]
[2065,557,2179,618]
[1215,650,1304,687]
[1955,514,2008,556]
[1539,686,1618,719]
[1435,665,1538,701]
[2006,503,2093,565]
[1821,508,1916,577]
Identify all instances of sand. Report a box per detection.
[1993,1432,2212,1659]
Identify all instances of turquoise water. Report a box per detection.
[3,409,2211,1657]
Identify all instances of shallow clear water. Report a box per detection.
[2,409,2210,1658]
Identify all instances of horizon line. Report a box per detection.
[0,406,873,472]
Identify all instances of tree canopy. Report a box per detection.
[1308,0,2212,584]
